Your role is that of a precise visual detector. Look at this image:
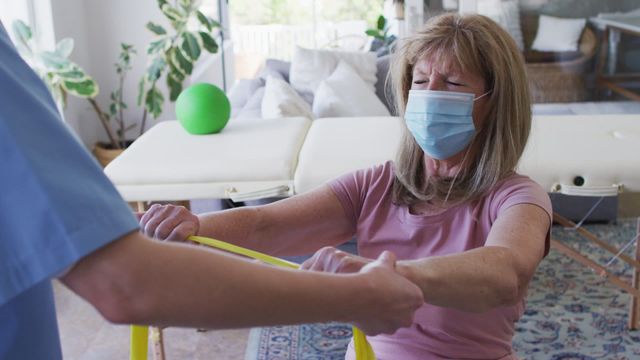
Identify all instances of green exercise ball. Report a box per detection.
[176,83,231,134]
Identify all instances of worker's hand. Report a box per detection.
[300,246,372,273]
[352,251,423,335]
[138,204,200,241]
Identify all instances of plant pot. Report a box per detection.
[93,142,126,168]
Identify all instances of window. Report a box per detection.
[229,0,386,79]
[0,0,54,50]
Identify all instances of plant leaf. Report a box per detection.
[11,20,33,57]
[109,102,118,117]
[11,19,32,43]
[56,69,85,80]
[146,22,167,35]
[147,38,168,55]
[146,56,165,82]
[167,73,182,102]
[173,46,193,75]
[137,77,146,106]
[145,86,164,119]
[206,16,222,29]
[181,32,201,61]
[56,38,74,58]
[161,3,186,23]
[365,29,381,38]
[41,51,72,70]
[62,79,99,98]
[377,15,386,31]
[199,31,218,53]
[167,57,186,81]
[179,0,191,11]
[196,10,212,32]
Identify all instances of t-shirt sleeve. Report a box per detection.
[327,162,391,229]
[0,27,139,306]
[492,175,553,255]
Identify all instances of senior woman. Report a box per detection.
[140,13,551,360]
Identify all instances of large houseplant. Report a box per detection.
[138,0,222,136]
[11,20,138,166]
[11,0,221,166]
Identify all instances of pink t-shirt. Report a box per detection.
[328,161,552,360]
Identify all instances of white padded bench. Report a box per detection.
[105,114,640,202]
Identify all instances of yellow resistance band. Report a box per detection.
[129,236,375,360]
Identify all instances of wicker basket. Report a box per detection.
[521,14,598,103]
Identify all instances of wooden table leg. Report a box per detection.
[136,201,148,213]
[150,327,166,360]
[629,218,640,330]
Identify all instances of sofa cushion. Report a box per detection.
[235,86,265,119]
[262,76,314,119]
[376,55,394,114]
[312,61,390,118]
[290,46,378,95]
[258,58,291,82]
[531,15,586,52]
[228,78,265,116]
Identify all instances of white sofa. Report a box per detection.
[105,114,640,207]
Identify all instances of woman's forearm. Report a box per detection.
[397,246,524,312]
[197,206,338,257]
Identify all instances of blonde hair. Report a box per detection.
[390,13,531,206]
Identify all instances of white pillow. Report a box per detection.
[290,46,377,95]
[261,76,314,119]
[478,0,524,51]
[312,61,391,118]
[532,15,586,52]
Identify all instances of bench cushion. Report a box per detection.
[294,117,404,194]
[105,117,311,201]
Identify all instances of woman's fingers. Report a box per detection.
[301,247,371,273]
[138,204,199,241]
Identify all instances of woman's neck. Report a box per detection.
[424,150,467,178]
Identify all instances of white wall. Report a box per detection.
[51,0,233,147]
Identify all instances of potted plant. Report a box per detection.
[365,15,397,57]
[11,0,221,166]
[137,0,222,136]
[11,19,140,166]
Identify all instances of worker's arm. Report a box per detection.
[60,231,423,335]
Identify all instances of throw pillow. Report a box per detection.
[289,46,377,95]
[531,15,586,52]
[261,76,314,119]
[312,60,391,118]
[227,78,265,114]
[375,55,395,114]
[258,58,291,82]
[478,0,525,51]
[235,86,265,120]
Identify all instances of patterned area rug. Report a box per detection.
[245,219,640,360]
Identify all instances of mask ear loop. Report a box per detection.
[443,92,485,206]
[474,90,491,102]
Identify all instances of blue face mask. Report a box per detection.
[404,89,489,160]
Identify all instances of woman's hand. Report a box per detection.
[350,251,423,335]
[138,204,199,241]
[301,246,372,273]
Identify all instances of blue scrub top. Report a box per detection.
[0,24,139,359]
